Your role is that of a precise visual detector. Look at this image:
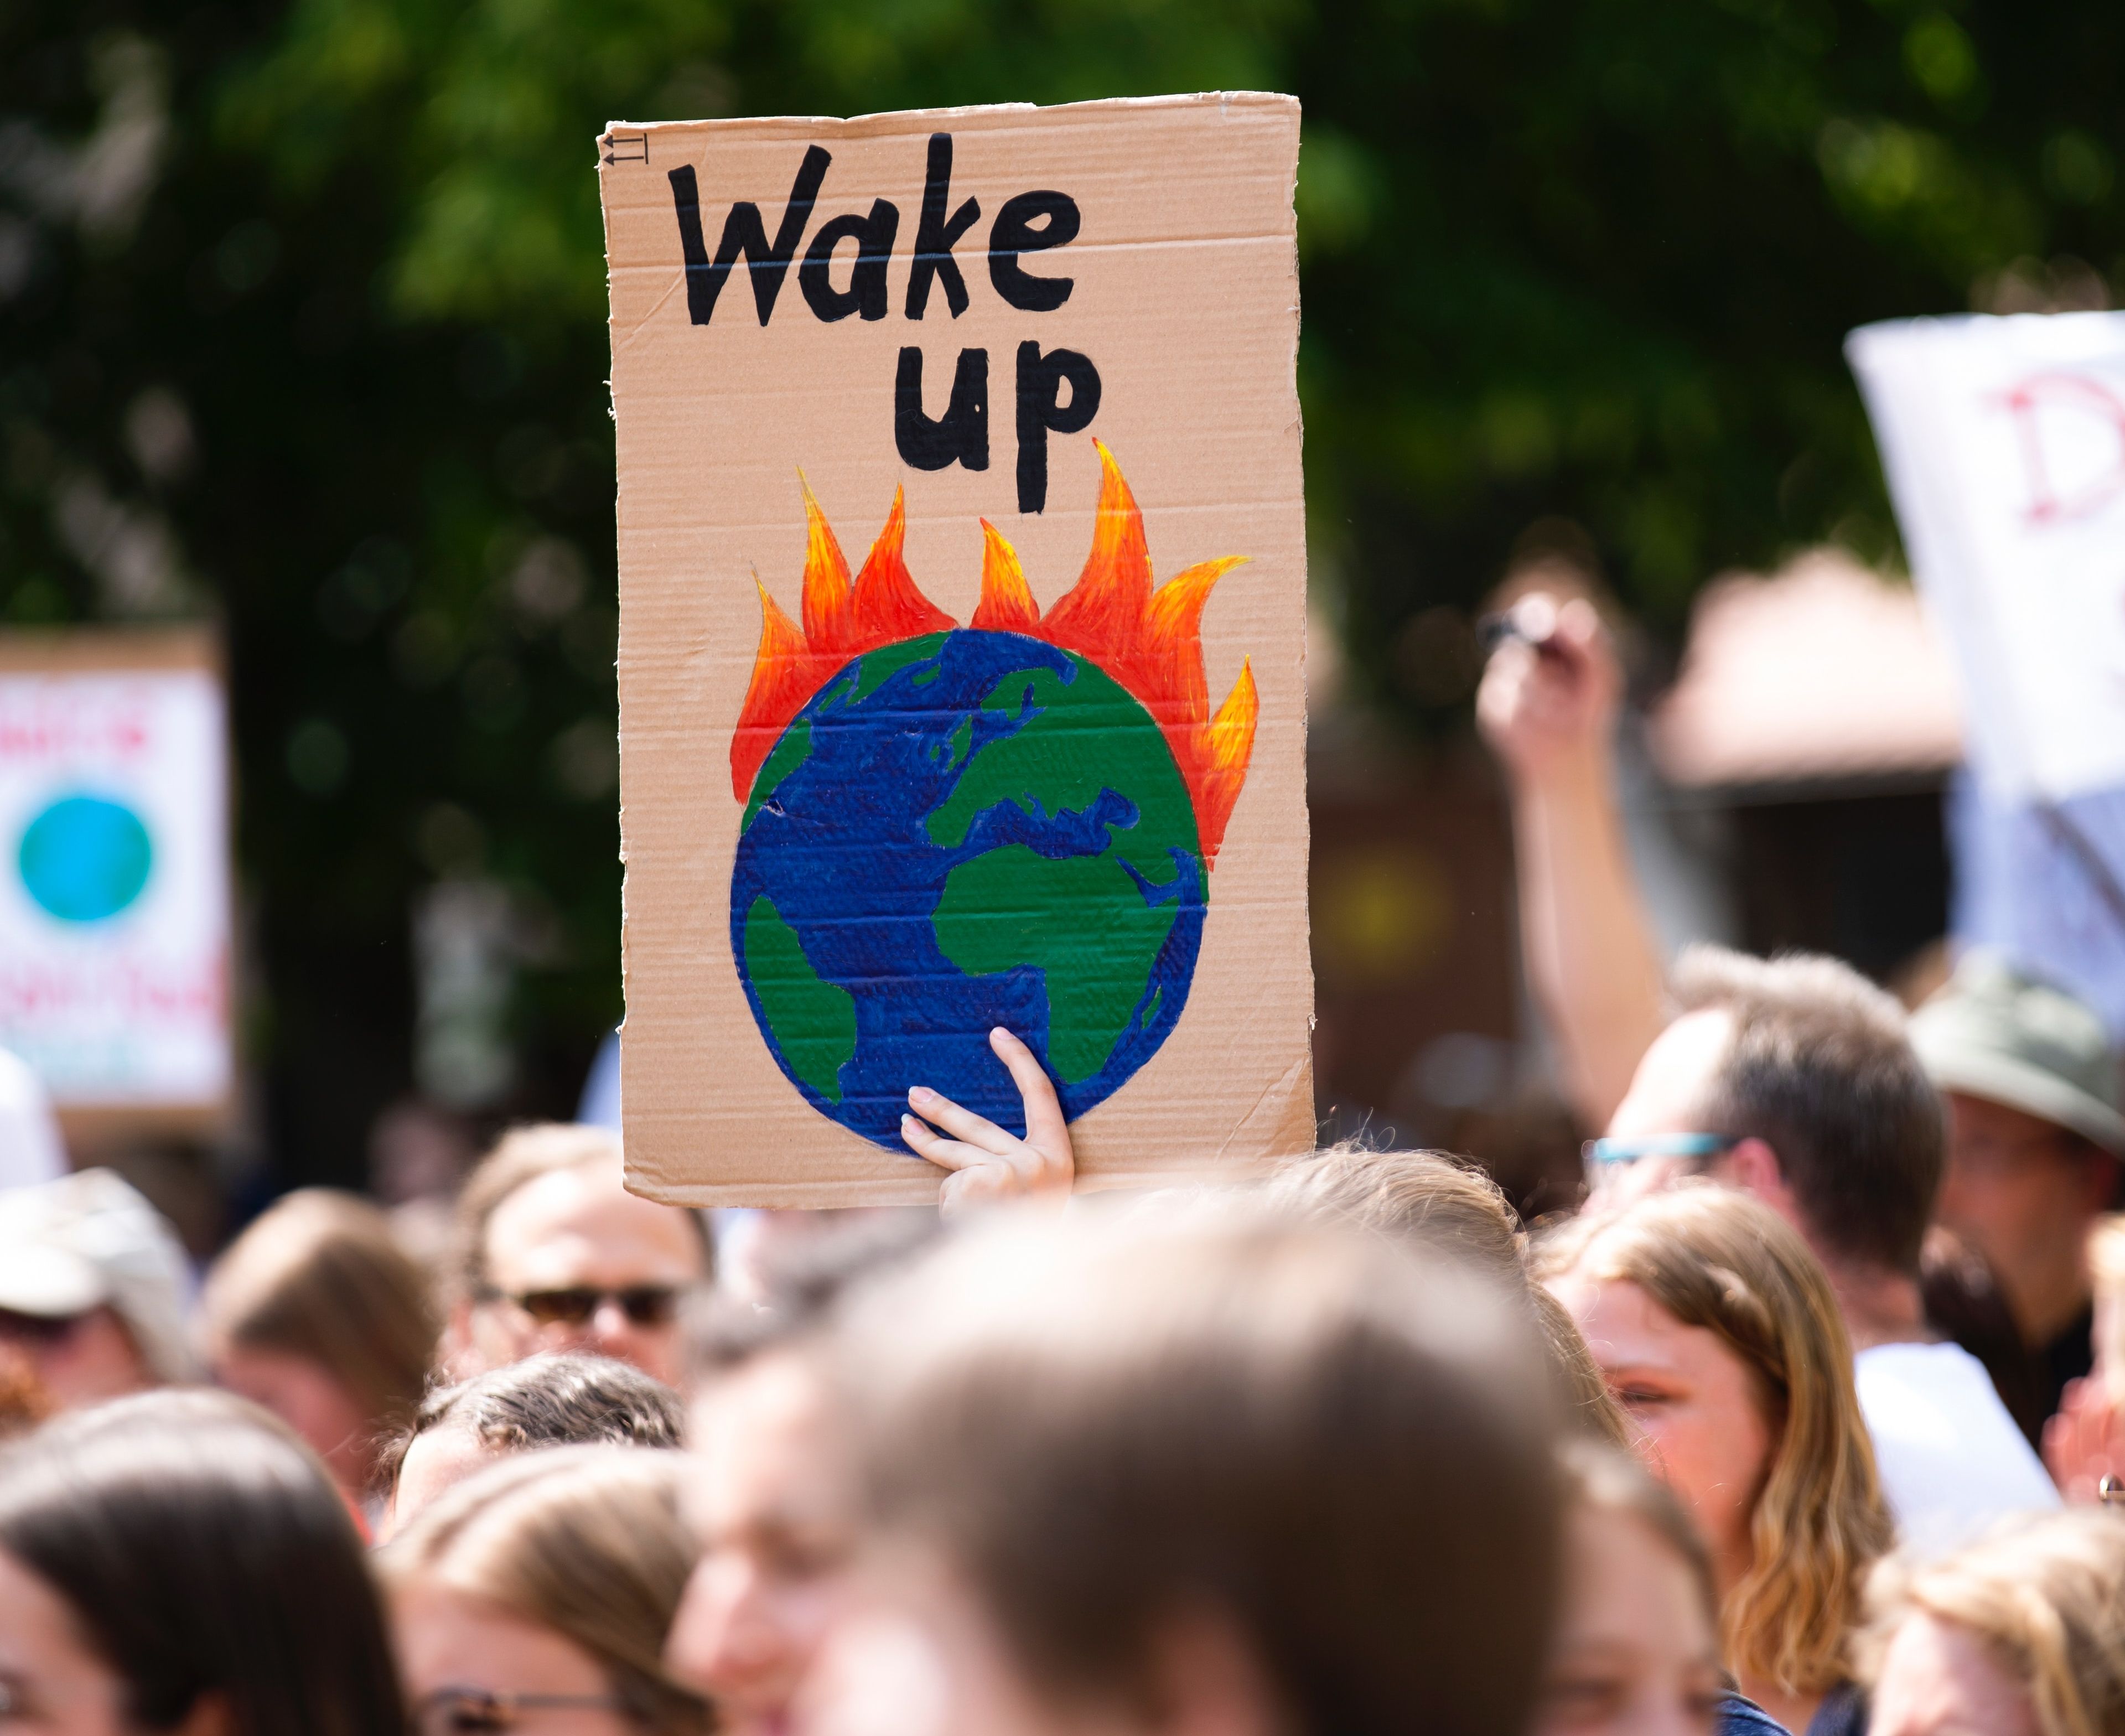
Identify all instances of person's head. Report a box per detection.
[1263,1143,1631,1444]
[447,1124,711,1385]
[666,1211,937,1736]
[1536,1442,1723,1736]
[0,1168,196,1409]
[1261,1144,1525,1282]
[1861,1510,2125,1736]
[383,1447,709,1736]
[1536,1185,1891,1704]
[380,1352,685,1538]
[201,1188,438,1496]
[1598,946,1943,1278]
[0,1388,403,1736]
[804,1205,1563,1736]
[1912,953,2125,1344]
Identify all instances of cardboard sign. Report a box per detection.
[600,95,1313,1205]
[0,629,232,1128]
[1847,313,2125,801]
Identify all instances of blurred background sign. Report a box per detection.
[1849,315,2125,1032]
[0,629,232,1132]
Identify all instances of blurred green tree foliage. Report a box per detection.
[2,0,2119,1180]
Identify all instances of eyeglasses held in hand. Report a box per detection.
[485,1285,682,1328]
[1581,1133,1740,1169]
[417,1687,630,1734]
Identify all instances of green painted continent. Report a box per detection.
[742,893,856,1101]
[929,655,1200,1085]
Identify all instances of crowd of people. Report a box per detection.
[1,595,2124,1736]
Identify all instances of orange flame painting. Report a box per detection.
[731,441,1258,865]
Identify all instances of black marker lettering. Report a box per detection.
[670,146,831,327]
[905,133,981,320]
[896,348,989,472]
[800,199,900,322]
[1014,341,1100,512]
[989,191,1080,312]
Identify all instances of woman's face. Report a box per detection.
[1535,1506,1722,1736]
[1868,1612,2038,1736]
[1547,1275,1774,1578]
[0,1546,131,1735]
[212,1344,371,1494]
[393,1582,636,1736]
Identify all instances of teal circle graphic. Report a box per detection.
[18,795,154,923]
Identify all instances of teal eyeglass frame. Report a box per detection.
[1581,1132,1740,1169]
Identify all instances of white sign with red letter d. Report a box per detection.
[1849,313,2125,801]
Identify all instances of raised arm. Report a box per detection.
[1475,595,1666,1128]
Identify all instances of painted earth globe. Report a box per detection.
[730,628,1206,1147]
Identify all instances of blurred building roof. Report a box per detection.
[1649,550,1963,791]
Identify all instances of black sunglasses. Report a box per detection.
[491,1285,682,1328]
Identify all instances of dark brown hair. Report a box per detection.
[842,1207,1564,1736]
[1671,946,1945,1274]
[0,1390,403,1736]
[203,1188,438,1470]
[378,1351,684,1490]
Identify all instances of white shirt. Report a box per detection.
[1856,1340,2059,1551]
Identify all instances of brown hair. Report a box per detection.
[203,1189,438,1462]
[0,1390,403,1736]
[383,1447,709,1735]
[1670,946,1944,1274]
[1859,1511,2125,1736]
[841,1206,1564,1736]
[1267,1145,1631,1445]
[377,1351,685,1491]
[1536,1185,1891,1698]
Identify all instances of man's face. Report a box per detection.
[1591,1010,1735,1210]
[0,1304,153,1412]
[1936,1091,2114,1342]
[667,1351,858,1736]
[466,1158,706,1386]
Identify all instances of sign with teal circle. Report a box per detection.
[18,794,154,923]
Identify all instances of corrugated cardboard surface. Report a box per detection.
[602,94,1313,1205]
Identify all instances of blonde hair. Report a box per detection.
[1859,1511,2125,1736]
[449,1124,629,1300]
[1530,1284,1634,1449]
[381,1447,708,1734]
[1535,1185,1892,1697]
[202,1189,438,1465]
[1263,1146,1526,1282]
[1266,1146,1632,1446]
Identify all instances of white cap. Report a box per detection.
[0,1047,67,1193]
[0,1169,197,1383]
